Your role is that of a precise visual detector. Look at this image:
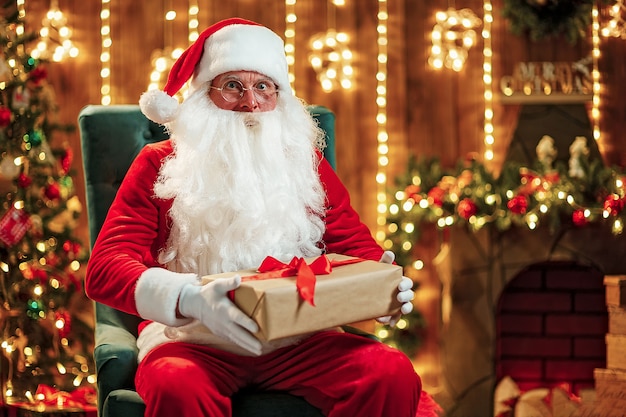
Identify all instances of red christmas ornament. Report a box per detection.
[44,182,61,200]
[28,66,48,85]
[427,187,446,207]
[603,194,624,216]
[17,173,32,188]
[507,194,528,214]
[457,198,478,219]
[61,148,73,174]
[572,209,588,227]
[404,184,421,201]
[54,310,71,339]
[0,106,11,127]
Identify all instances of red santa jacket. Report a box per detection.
[85,139,384,318]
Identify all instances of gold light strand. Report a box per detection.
[15,0,25,38]
[601,0,626,39]
[188,1,199,42]
[376,0,389,244]
[285,0,297,93]
[591,5,601,144]
[428,8,481,72]
[32,0,79,62]
[482,1,494,164]
[308,1,354,92]
[100,0,112,105]
[147,3,185,95]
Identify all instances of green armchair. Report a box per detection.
[78,104,339,417]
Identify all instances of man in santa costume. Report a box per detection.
[86,17,438,417]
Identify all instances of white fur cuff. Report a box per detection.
[135,267,199,327]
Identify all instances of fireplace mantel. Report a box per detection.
[434,223,626,417]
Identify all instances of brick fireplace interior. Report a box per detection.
[434,224,625,417]
[496,261,607,393]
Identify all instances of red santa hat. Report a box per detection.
[139,17,290,124]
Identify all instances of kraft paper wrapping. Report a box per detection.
[201,254,403,341]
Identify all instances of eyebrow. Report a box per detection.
[217,74,276,85]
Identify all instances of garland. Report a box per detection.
[386,155,625,268]
[502,0,615,43]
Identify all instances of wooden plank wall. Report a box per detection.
[14,0,626,394]
[21,0,626,247]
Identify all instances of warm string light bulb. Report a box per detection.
[376,0,389,245]
[285,0,297,94]
[100,0,112,105]
[429,8,481,72]
[483,1,494,165]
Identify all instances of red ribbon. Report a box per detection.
[231,254,363,306]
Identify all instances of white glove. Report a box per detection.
[376,251,414,327]
[178,275,262,356]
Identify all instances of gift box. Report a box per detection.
[604,275,626,307]
[605,333,626,370]
[608,305,626,335]
[594,368,626,412]
[202,254,403,341]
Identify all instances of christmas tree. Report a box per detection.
[0,4,95,409]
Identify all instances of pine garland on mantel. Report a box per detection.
[502,0,616,43]
[386,154,625,268]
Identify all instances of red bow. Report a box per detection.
[233,254,362,306]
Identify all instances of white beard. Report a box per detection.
[153,88,327,275]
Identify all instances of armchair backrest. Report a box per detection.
[78,104,336,343]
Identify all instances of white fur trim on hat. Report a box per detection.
[190,24,290,94]
[135,267,199,326]
[139,89,180,125]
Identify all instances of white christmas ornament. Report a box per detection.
[568,136,589,179]
[536,135,557,171]
[0,155,20,179]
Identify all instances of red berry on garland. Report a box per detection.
[44,182,61,200]
[17,173,32,188]
[457,198,478,219]
[404,184,421,201]
[507,194,528,214]
[0,106,11,127]
[427,187,446,207]
[61,147,73,174]
[54,310,71,339]
[572,209,588,227]
[603,194,624,216]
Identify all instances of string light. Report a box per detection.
[376,0,389,245]
[146,3,185,96]
[428,8,481,72]
[308,1,353,92]
[601,0,626,39]
[309,31,353,92]
[483,1,494,164]
[285,0,297,93]
[591,5,601,145]
[100,0,112,105]
[188,1,199,42]
[31,0,79,62]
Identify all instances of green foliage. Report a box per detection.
[502,0,616,44]
[386,155,626,268]
[0,7,94,404]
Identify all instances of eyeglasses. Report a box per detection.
[209,79,278,103]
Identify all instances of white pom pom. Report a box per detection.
[139,89,180,124]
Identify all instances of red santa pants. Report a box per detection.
[135,330,422,417]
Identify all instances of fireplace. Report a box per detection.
[432,223,626,417]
